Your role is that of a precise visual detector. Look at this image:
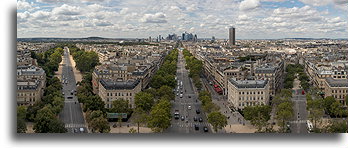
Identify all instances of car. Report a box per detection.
[176,93,179,96]
[180,94,183,98]
[188,105,192,110]
[188,95,191,98]
[194,124,199,130]
[79,127,84,133]
[196,109,200,114]
[193,117,198,122]
[74,128,78,133]
[199,117,203,122]
[203,126,208,132]
[181,116,185,121]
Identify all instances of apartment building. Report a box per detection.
[17,79,44,106]
[254,61,284,96]
[324,77,348,105]
[98,79,141,109]
[227,78,270,110]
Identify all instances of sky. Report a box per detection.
[17,0,348,39]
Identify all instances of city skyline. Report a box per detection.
[17,0,348,39]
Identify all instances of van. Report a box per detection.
[306,120,313,133]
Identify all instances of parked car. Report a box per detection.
[196,109,200,114]
[193,117,198,122]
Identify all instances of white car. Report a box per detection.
[188,105,192,110]
[180,94,183,98]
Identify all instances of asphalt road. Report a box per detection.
[166,49,211,133]
[58,47,87,133]
[289,89,308,133]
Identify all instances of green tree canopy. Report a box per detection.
[33,105,67,133]
[110,99,132,115]
[134,92,154,112]
[244,105,272,132]
[207,111,227,132]
[86,110,110,133]
[147,99,171,132]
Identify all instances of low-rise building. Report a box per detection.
[227,78,270,110]
[98,79,142,109]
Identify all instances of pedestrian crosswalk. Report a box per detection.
[289,120,307,124]
[65,123,86,128]
[172,122,210,128]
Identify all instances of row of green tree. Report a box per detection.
[67,44,111,133]
[241,89,292,133]
[69,46,100,73]
[31,47,64,78]
[198,91,227,132]
[149,49,178,89]
[23,46,67,133]
[284,64,310,90]
[128,49,179,132]
[182,49,203,90]
[306,94,348,133]
[272,89,294,133]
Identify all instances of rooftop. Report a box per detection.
[100,79,140,90]
[325,77,348,87]
[229,78,268,89]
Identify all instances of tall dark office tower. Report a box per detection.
[229,27,236,45]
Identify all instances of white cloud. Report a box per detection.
[17,0,33,10]
[239,0,260,11]
[298,0,331,6]
[17,11,30,23]
[31,10,51,19]
[52,4,81,15]
[120,8,129,15]
[140,12,167,23]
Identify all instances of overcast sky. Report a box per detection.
[17,0,348,39]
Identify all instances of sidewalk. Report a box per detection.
[68,51,82,83]
[109,123,152,133]
[200,77,256,133]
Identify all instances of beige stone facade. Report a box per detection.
[227,78,270,110]
[324,77,348,105]
[98,79,142,109]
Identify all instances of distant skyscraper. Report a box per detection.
[229,27,236,45]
